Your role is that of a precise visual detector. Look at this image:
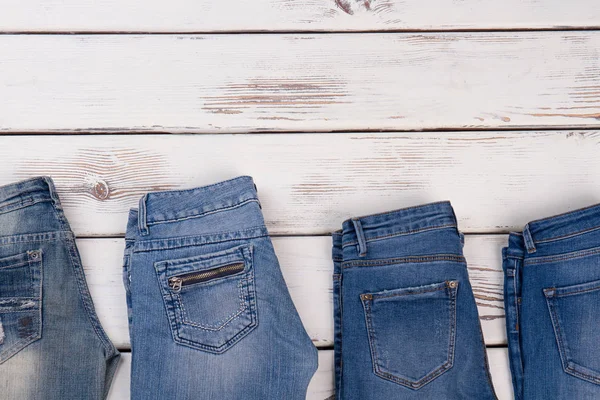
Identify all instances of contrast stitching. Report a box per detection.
[525,247,600,265]
[343,254,465,269]
[341,224,457,249]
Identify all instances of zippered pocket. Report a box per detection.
[169,262,245,292]
[155,244,257,354]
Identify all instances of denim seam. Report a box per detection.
[549,285,600,298]
[133,227,269,253]
[0,231,71,247]
[361,283,457,389]
[350,200,452,221]
[372,286,445,300]
[543,293,600,384]
[64,234,118,357]
[524,246,600,265]
[343,254,465,269]
[159,245,258,354]
[340,224,457,249]
[177,280,248,331]
[0,256,43,364]
[147,176,253,198]
[147,198,259,226]
[534,225,600,245]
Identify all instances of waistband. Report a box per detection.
[332,201,457,252]
[509,202,600,254]
[133,176,259,236]
[0,176,60,213]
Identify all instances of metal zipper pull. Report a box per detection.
[169,277,183,293]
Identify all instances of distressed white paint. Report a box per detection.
[107,349,514,399]
[0,34,599,133]
[2,132,600,235]
[1,0,599,32]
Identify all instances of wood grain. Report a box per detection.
[107,349,514,399]
[1,33,599,133]
[80,235,506,349]
[1,0,599,32]
[2,132,600,235]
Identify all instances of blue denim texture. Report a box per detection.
[504,203,600,399]
[0,177,120,399]
[332,201,497,399]
[124,176,317,400]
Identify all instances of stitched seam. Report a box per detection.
[343,254,465,269]
[341,224,457,249]
[178,279,247,331]
[64,235,116,355]
[372,286,445,300]
[147,198,259,226]
[553,286,600,298]
[525,247,600,265]
[351,201,452,220]
[362,284,457,389]
[133,227,268,253]
[535,225,600,244]
[147,176,253,198]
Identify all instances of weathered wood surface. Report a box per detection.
[107,349,514,399]
[1,34,599,133]
[2,132,600,236]
[82,235,506,349]
[1,0,599,32]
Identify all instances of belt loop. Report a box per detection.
[42,176,61,206]
[138,194,149,236]
[522,224,536,254]
[351,218,367,257]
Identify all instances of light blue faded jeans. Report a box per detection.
[504,204,600,399]
[124,176,317,399]
[332,201,497,399]
[0,177,120,399]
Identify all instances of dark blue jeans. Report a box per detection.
[504,204,600,399]
[332,201,497,399]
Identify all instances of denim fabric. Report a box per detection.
[504,204,600,399]
[0,177,120,399]
[332,201,497,399]
[124,176,317,400]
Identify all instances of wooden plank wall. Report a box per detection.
[1,1,599,398]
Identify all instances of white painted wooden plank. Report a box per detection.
[107,349,513,399]
[3,132,600,235]
[81,235,506,349]
[1,0,599,32]
[1,34,599,133]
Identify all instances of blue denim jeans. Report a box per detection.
[504,204,600,399]
[124,176,317,400]
[0,177,120,399]
[332,201,497,399]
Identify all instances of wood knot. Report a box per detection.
[92,180,110,200]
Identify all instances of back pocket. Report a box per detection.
[544,279,600,385]
[360,280,459,389]
[0,249,43,364]
[155,244,257,354]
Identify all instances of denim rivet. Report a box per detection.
[30,251,39,259]
[448,280,458,288]
[361,294,373,300]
